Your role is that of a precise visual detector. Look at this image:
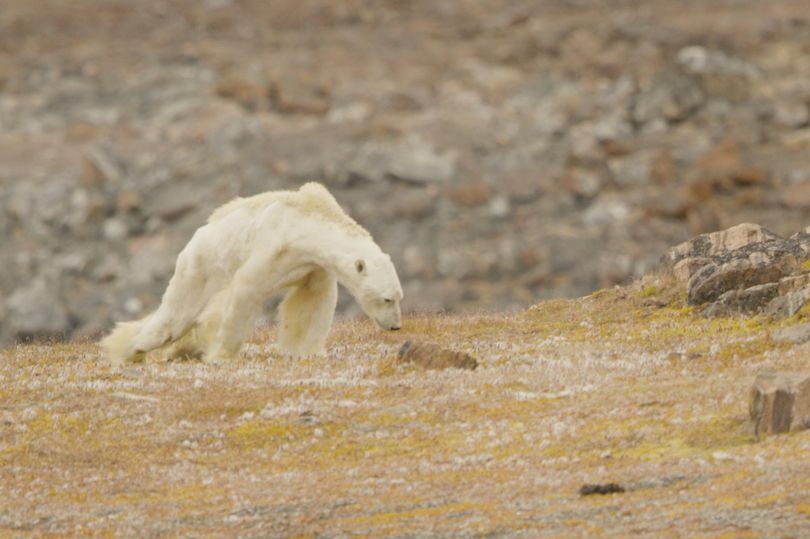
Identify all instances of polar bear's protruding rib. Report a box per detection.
[207,182,369,238]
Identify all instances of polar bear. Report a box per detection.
[101,182,403,366]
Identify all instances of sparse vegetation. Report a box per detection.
[3,288,810,536]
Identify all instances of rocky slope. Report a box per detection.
[2,0,810,343]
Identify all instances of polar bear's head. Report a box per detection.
[343,253,403,331]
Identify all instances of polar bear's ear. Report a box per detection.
[355,259,366,274]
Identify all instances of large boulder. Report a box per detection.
[661,223,810,317]
[686,240,803,305]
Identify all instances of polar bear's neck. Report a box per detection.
[293,216,380,268]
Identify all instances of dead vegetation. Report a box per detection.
[3,286,810,537]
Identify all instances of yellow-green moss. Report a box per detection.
[641,285,659,297]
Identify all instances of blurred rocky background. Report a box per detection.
[1,0,810,344]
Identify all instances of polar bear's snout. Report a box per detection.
[379,319,401,331]
[373,310,401,331]
[373,320,400,330]
[365,298,402,332]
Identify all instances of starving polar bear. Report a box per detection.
[101,182,403,366]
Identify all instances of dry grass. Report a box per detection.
[3,283,810,537]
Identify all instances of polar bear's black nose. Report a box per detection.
[390,325,401,331]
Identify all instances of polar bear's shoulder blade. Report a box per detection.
[207,191,288,223]
[289,183,370,237]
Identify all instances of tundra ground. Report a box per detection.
[3,284,810,537]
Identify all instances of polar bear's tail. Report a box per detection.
[100,314,152,367]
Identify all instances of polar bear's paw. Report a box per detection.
[101,318,150,367]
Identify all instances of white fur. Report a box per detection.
[101,183,403,366]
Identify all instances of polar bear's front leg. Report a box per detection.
[278,268,338,357]
[203,284,262,363]
[203,256,279,364]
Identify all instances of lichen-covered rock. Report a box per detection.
[660,223,780,274]
[672,256,712,283]
[658,222,810,317]
[702,282,779,317]
[766,285,810,319]
[750,371,810,438]
[397,341,478,370]
[686,241,803,305]
[778,273,810,295]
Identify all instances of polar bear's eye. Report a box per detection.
[355,259,366,274]
[383,298,393,304]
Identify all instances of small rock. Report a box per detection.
[773,100,809,129]
[214,75,268,111]
[81,146,125,187]
[270,77,330,115]
[778,274,810,295]
[496,167,545,203]
[390,188,438,221]
[678,46,758,77]
[326,102,371,124]
[397,341,478,370]
[579,483,625,496]
[608,151,653,187]
[632,72,704,124]
[771,322,810,344]
[116,190,143,213]
[695,140,742,183]
[488,195,511,218]
[386,138,457,184]
[677,46,759,100]
[102,218,130,241]
[145,180,205,223]
[564,168,602,199]
[448,182,493,207]
[642,187,688,220]
[750,370,810,438]
[780,182,810,209]
[765,285,810,320]
[339,137,456,185]
[582,194,630,227]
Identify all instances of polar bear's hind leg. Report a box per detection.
[162,327,204,361]
[101,316,151,366]
[131,257,212,353]
[204,273,266,363]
